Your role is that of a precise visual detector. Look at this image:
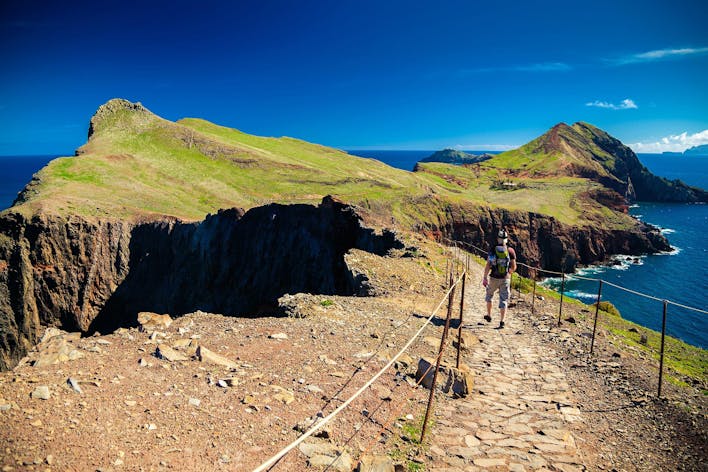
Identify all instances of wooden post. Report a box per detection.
[456,272,467,369]
[531,270,537,314]
[420,280,456,444]
[557,271,565,325]
[658,300,668,398]
[590,280,603,355]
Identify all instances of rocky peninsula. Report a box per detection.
[0,99,703,370]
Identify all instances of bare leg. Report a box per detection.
[499,307,506,322]
[486,301,492,317]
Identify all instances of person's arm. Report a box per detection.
[509,249,517,276]
[483,259,491,286]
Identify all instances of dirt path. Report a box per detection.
[425,261,706,471]
[427,271,585,471]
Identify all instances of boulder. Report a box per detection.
[357,455,395,472]
[155,344,188,362]
[416,358,474,397]
[196,345,238,369]
[299,442,353,472]
[33,331,84,368]
[415,358,441,389]
[442,365,474,397]
[137,312,173,331]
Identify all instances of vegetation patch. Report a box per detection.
[593,301,621,317]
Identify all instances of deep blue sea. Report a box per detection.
[2,152,707,348]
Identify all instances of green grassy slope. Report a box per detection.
[6,99,639,230]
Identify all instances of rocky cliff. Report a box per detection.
[523,122,707,203]
[0,197,401,370]
[420,203,670,275]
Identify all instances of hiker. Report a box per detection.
[482,229,517,328]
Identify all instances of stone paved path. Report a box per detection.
[426,270,587,471]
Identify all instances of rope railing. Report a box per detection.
[441,237,706,315]
[252,268,467,472]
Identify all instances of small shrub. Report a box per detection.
[593,301,621,317]
[320,299,333,307]
[511,274,535,294]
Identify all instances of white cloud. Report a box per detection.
[463,62,572,74]
[585,99,638,110]
[614,47,708,65]
[514,62,572,72]
[629,130,708,153]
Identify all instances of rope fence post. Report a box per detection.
[557,271,565,325]
[456,272,467,369]
[658,300,668,398]
[531,269,537,314]
[420,276,457,444]
[590,280,603,355]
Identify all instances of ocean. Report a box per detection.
[2,152,707,348]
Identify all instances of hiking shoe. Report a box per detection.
[484,315,492,323]
[498,321,505,329]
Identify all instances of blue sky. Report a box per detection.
[1,0,707,155]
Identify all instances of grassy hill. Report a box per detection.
[8,99,644,229]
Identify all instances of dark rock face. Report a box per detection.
[0,213,132,370]
[436,206,671,276]
[0,197,402,371]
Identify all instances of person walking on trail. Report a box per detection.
[482,229,517,329]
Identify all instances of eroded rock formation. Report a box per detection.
[0,197,401,370]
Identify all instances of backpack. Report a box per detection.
[491,245,510,276]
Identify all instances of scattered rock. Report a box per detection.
[32,332,84,367]
[371,384,392,401]
[30,386,51,400]
[306,385,324,394]
[357,454,395,472]
[269,333,289,340]
[137,312,173,331]
[415,357,438,389]
[155,344,188,362]
[294,416,332,438]
[188,398,201,407]
[196,345,238,369]
[299,442,353,472]
[452,333,479,351]
[272,386,295,405]
[442,364,474,397]
[640,333,648,345]
[215,377,238,388]
[319,354,338,365]
[67,377,82,394]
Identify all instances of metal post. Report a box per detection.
[590,280,603,355]
[557,271,565,325]
[658,300,668,398]
[531,270,537,314]
[516,272,521,300]
[420,281,456,444]
[456,272,467,369]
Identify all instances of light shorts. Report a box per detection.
[485,277,511,309]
